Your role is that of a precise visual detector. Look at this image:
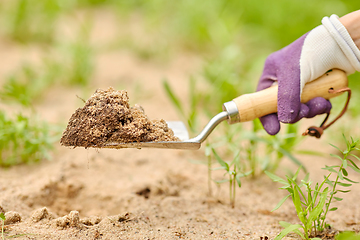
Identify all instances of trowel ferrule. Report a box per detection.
[222,101,240,124]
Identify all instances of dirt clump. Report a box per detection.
[80,216,102,226]
[60,87,179,148]
[52,211,83,229]
[4,211,21,225]
[30,207,54,223]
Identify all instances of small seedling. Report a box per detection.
[4,0,61,43]
[0,110,57,167]
[266,135,360,239]
[211,147,251,208]
[163,77,201,134]
[65,19,94,86]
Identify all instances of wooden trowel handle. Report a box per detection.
[223,69,348,123]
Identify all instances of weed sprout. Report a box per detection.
[0,111,56,167]
[267,135,360,239]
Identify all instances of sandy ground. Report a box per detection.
[1,9,360,240]
[1,53,360,240]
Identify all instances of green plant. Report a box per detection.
[65,19,94,86]
[0,64,57,107]
[205,144,214,196]
[163,77,201,134]
[246,123,306,174]
[266,136,360,239]
[211,147,251,208]
[3,0,62,44]
[0,110,57,167]
[336,231,360,240]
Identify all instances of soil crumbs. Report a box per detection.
[60,87,179,148]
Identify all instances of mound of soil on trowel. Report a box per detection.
[60,87,179,148]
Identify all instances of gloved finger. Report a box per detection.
[256,54,278,92]
[260,113,280,135]
[287,103,310,123]
[277,77,301,124]
[305,97,332,118]
[281,98,332,124]
[276,34,307,124]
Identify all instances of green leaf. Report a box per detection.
[329,207,338,211]
[235,174,242,188]
[348,158,360,169]
[274,223,303,240]
[337,190,351,193]
[338,171,344,180]
[343,159,348,168]
[349,153,360,162]
[295,149,325,157]
[293,186,305,223]
[212,148,229,171]
[330,153,344,161]
[337,182,352,187]
[292,166,302,181]
[213,179,229,184]
[278,148,304,170]
[344,177,359,184]
[0,212,5,220]
[237,170,252,178]
[322,165,339,173]
[342,168,348,177]
[348,164,360,173]
[334,197,343,201]
[325,179,334,187]
[162,80,185,117]
[307,187,328,230]
[265,171,288,185]
[329,143,342,153]
[272,194,291,212]
[279,221,305,239]
[335,231,360,240]
[204,145,212,157]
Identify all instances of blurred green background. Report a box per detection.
[0,0,359,166]
[0,0,359,102]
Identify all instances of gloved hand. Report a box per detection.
[257,14,360,135]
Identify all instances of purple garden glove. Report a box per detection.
[257,14,360,135]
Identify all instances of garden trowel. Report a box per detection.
[104,69,349,150]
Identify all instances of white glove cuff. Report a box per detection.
[299,14,360,94]
[322,14,360,72]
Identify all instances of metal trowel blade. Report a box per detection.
[102,121,201,150]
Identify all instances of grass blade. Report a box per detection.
[307,187,328,229]
[344,177,359,184]
[272,194,291,212]
[212,148,229,171]
[265,171,288,185]
[337,182,352,187]
[275,223,303,240]
[162,79,185,117]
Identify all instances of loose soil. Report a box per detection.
[60,87,179,148]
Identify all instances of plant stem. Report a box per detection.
[320,161,345,229]
[1,219,4,240]
[232,174,236,208]
[248,142,256,177]
[208,154,212,197]
[229,174,234,208]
